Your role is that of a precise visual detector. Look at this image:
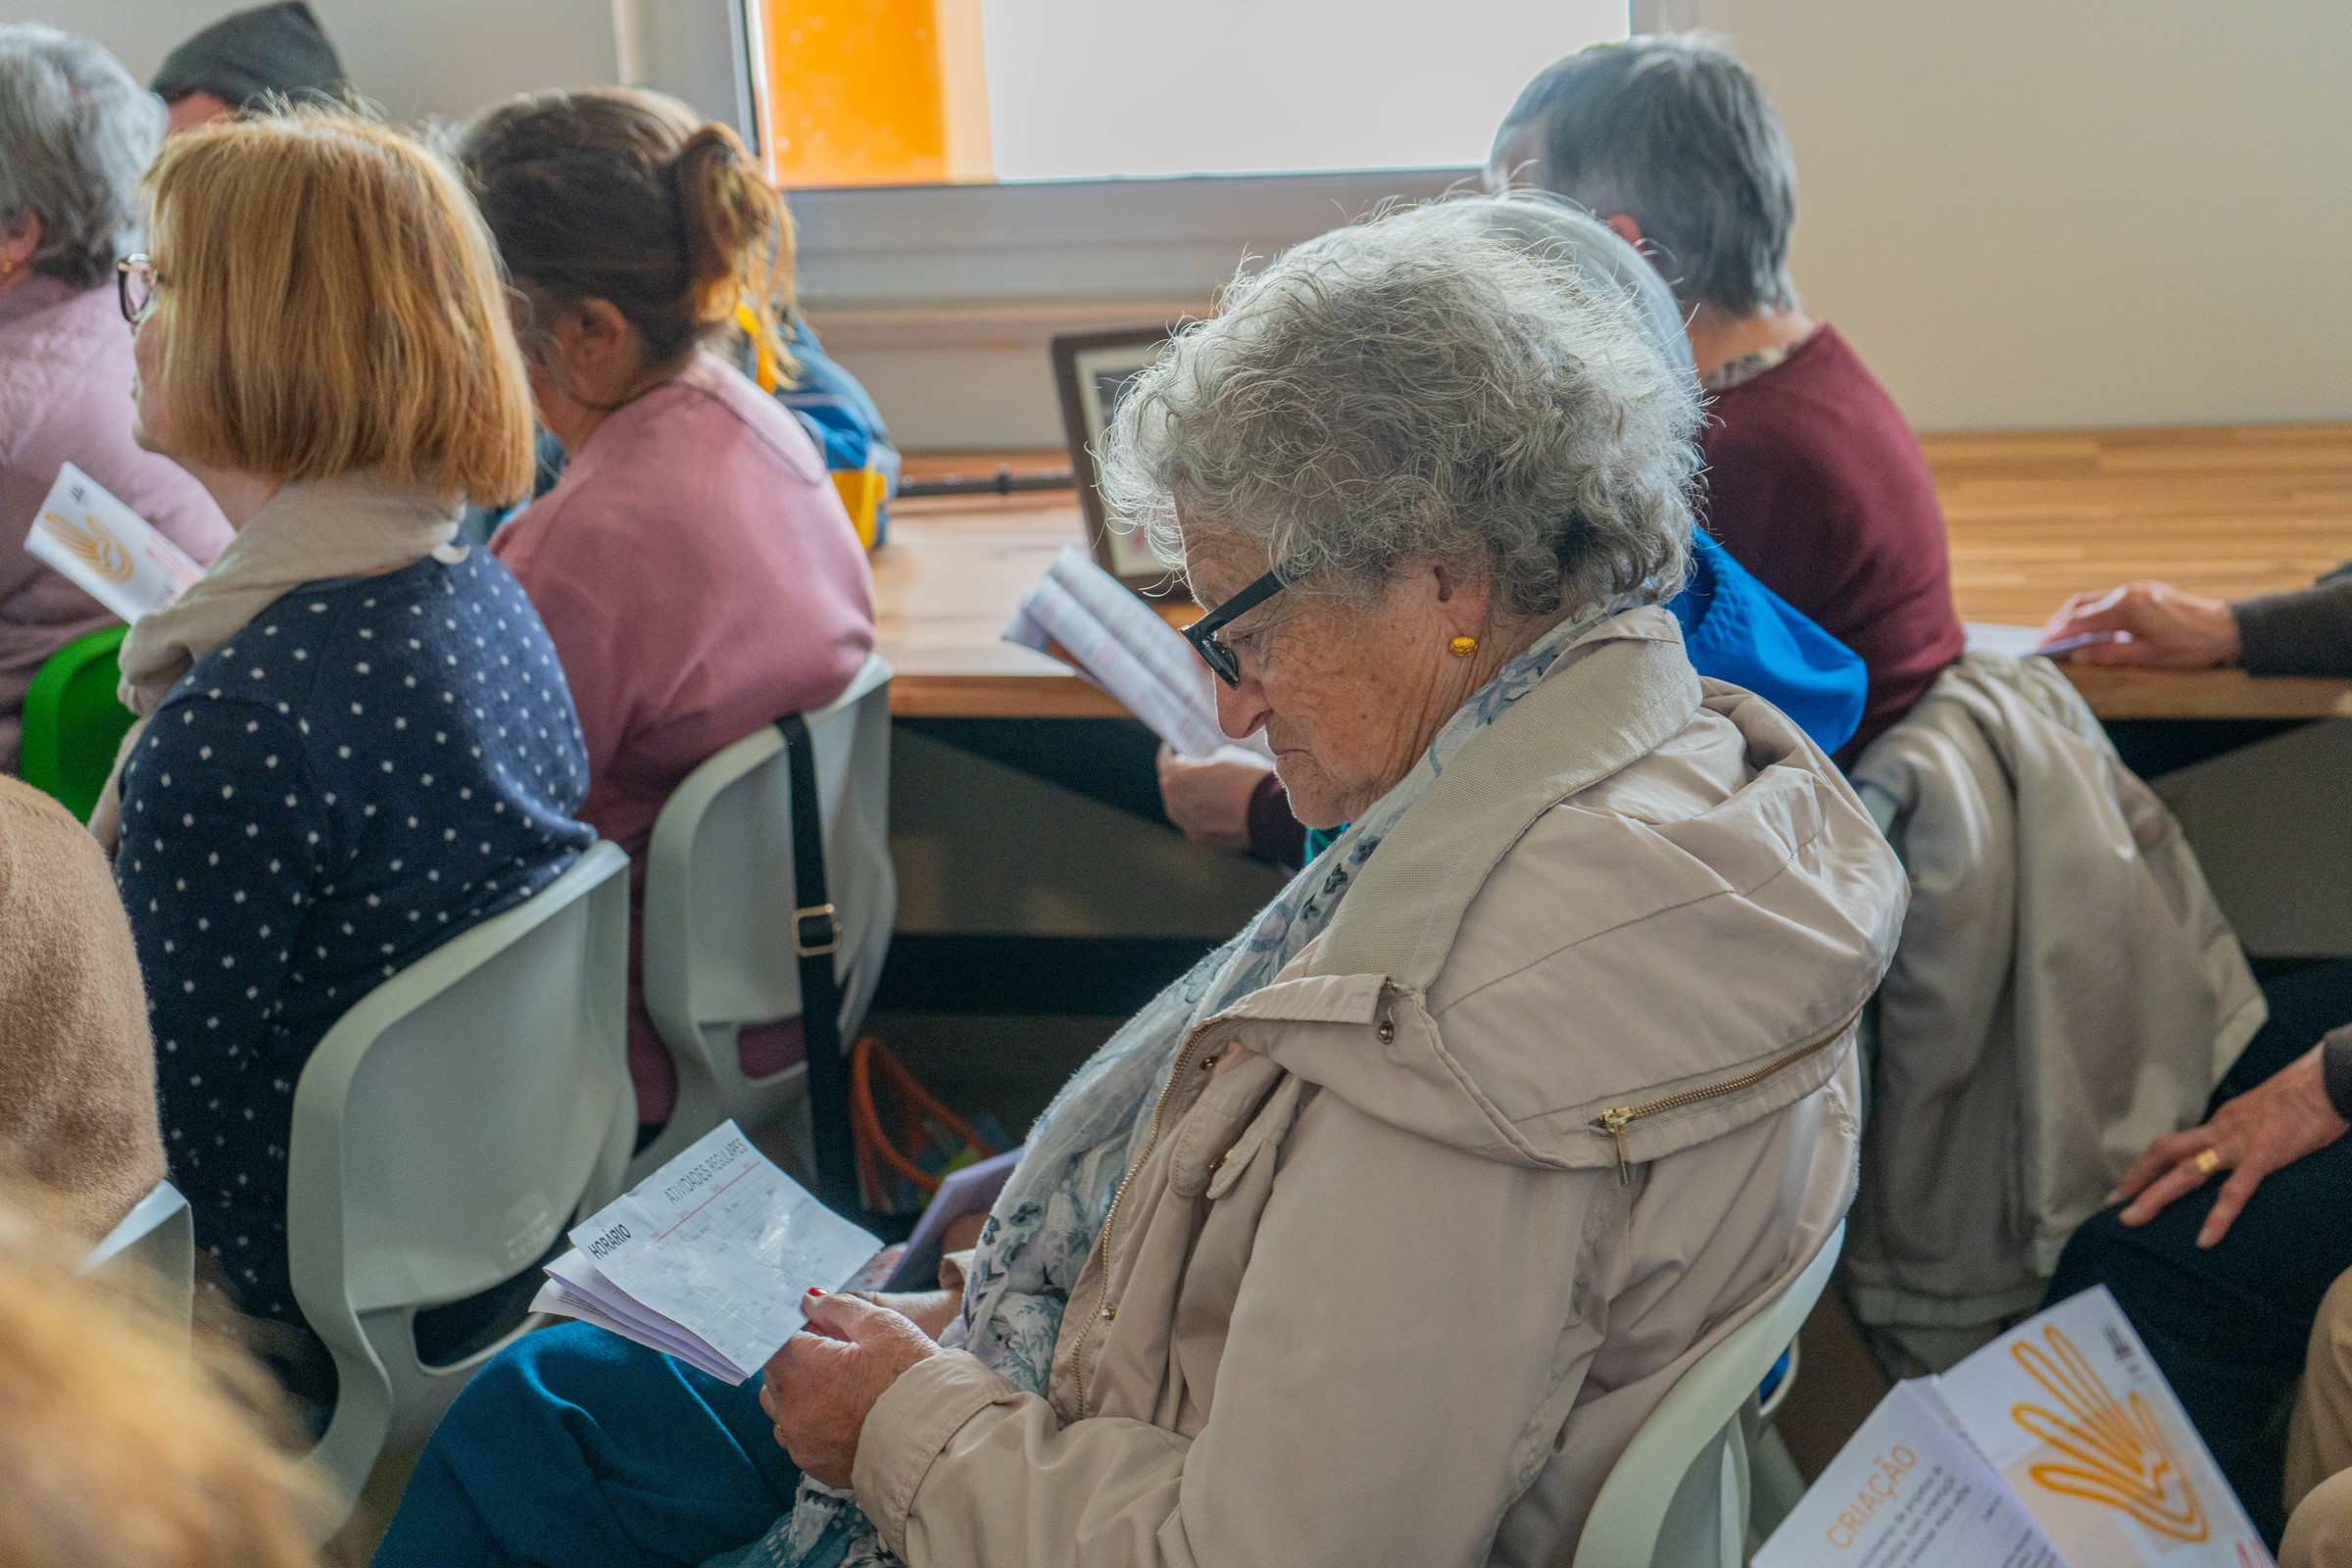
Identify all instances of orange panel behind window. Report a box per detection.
[764,0,955,187]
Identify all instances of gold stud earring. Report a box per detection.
[1447,635,1478,659]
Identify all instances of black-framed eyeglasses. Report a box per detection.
[1183,558,1308,687]
[117,254,163,324]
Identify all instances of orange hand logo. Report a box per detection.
[2010,1324,2208,1542]
[39,509,135,585]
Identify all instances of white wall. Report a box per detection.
[11,0,618,124]
[1734,0,2352,431]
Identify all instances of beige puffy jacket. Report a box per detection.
[1844,652,2263,1362]
[853,610,1907,1566]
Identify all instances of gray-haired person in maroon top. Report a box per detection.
[1489,33,1964,762]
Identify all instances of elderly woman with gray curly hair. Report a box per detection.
[0,24,228,771]
[377,196,1907,1568]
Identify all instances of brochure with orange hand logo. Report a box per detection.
[1760,1288,2272,1567]
[1936,1288,2268,1565]
[24,462,204,624]
[1756,1380,2064,1568]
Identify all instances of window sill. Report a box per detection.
[790,167,1473,314]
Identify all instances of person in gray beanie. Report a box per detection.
[151,1,347,135]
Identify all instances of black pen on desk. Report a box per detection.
[897,466,1076,499]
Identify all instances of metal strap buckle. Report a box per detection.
[793,902,842,957]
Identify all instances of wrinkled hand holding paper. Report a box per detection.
[1758,1286,2270,1567]
[1004,545,1271,761]
[24,463,204,623]
[532,1122,881,1384]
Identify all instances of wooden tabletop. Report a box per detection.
[875,425,2352,721]
[871,489,1135,720]
[1930,422,2352,718]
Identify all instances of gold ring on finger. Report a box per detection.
[2193,1147,2223,1176]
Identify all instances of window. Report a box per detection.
[754,0,1629,188]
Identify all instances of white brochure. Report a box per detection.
[531,1121,882,1384]
[1964,622,2053,660]
[1964,622,2123,661]
[24,462,204,622]
[1934,1287,2271,1566]
[1755,1380,2063,1568]
[1759,1287,2273,1568]
[1004,544,1271,761]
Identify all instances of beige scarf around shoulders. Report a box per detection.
[90,476,464,851]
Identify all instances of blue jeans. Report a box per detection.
[373,1324,796,1568]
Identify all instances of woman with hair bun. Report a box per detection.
[454,89,876,1142]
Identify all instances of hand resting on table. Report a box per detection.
[2037,580,2242,669]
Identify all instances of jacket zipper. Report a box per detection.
[1073,1015,1227,1420]
[1592,1009,1861,1186]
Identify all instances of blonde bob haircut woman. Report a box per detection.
[139,107,535,508]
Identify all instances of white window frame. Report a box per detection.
[631,0,1667,314]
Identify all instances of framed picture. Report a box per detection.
[1051,325,1175,589]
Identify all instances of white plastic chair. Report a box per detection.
[81,1179,195,1334]
[632,654,896,1182]
[287,841,634,1531]
[1572,1222,1845,1568]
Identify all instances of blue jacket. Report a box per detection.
[1297,539,1866,863]
[1670,532,1865,756]
[777,318,901,494]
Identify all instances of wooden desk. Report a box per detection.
[875,425,2352,721]
[873,491,1132,719]
[1931,422,2352,718]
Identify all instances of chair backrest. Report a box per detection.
[634,654,895,1181]
[80,1179,195,1335]
[20,623,135,822]
[286,841,633,1530]
[1572,1223,1845,1568]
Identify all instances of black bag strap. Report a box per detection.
[776,713,857,1214]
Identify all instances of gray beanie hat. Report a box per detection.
[150,1,346,110]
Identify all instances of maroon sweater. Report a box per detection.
[1700,324,1964,760]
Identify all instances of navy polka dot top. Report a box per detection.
[116,547,595,1336]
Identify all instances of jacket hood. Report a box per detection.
[1223,610,1905,1171]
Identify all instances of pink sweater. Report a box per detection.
[494,352,876,1123]
[0,279,231,770]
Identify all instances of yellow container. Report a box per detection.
[830,466,887,552]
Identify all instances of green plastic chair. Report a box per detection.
[20,623,135,823]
